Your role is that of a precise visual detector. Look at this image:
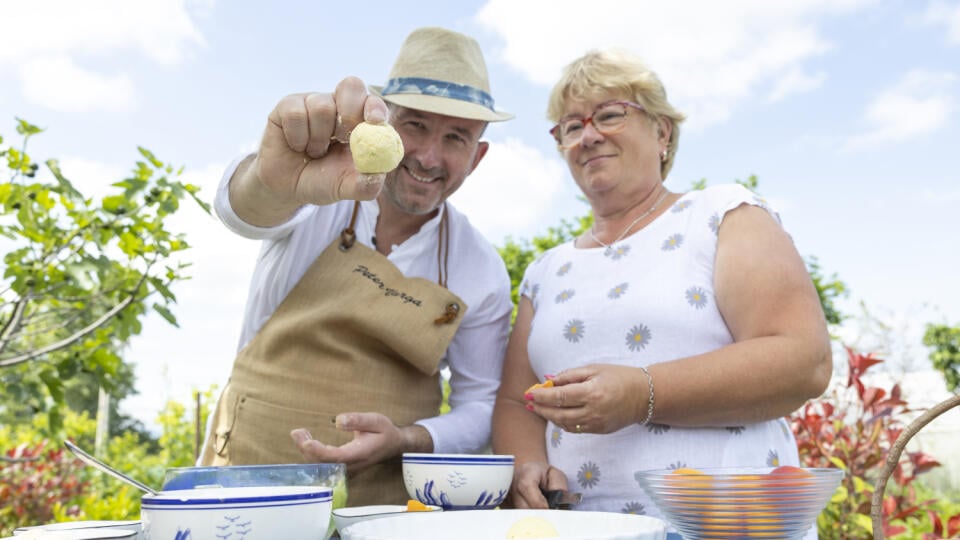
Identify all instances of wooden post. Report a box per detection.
[194,390,202,462]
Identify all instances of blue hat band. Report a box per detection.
[380,77,496,112]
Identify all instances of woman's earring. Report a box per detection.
[660,149,668,162]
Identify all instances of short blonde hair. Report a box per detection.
[547,49,686,179]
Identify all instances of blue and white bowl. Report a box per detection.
[401,453,514,510]
[141,485,332,540]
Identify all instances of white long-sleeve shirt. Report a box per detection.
[214,156,512,453]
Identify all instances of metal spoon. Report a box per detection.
[64,440,159,496]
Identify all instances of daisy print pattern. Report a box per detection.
[626,323,652,351]
[686,286,709,309]
[564,319,585,343]
[767,449,781,466]
[550,426,563,448]
[662,233,683,251]
[577,461,601,489]
[622,501,646,515]
[671,200,692,213]
[608,282,629,299]
[708,213,721,235]
[557,262,572,276]
[605,244,630,260]
[555,289,575,303]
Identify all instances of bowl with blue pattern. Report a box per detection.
[402,453,514,510]
[141,485,332,540]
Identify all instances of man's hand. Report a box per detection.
[290,413,432,472]
[230,77,391,226]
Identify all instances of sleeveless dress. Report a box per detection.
[520,184,802,520]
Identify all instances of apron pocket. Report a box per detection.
[228,394,349,465]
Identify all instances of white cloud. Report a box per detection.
[920,0,960,46]
[19,56,136,112]
[449,137,567,243]
[0,0,205,111]
[843,69,958,151]
[766,66,827,103]
[475,0,870,131]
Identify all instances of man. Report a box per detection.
[199,27,514,505]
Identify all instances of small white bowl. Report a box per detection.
[402,453,514,510]
[332,504,440,531]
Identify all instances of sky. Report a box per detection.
[2,0,959,432]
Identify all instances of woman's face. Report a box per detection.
[559,93,669,204]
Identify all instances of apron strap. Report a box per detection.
[340,200,453,292]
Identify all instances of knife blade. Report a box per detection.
[543,489,583,509]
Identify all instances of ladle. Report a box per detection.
[64,440,159,496]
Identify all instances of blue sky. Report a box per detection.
[2,0,959,429]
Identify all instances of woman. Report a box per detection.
[491,49,832,528]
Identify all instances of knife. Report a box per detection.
[542,489,582,510]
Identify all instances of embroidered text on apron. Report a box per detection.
[200,202,466,506]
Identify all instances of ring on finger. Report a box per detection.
[575,424,582,433]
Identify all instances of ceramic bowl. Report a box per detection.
[338,509,666,540]
[635,466,843,539]
[402,453,514,510]
[140,485,332,540]
[162,463,346,539]
[332,504,440,531]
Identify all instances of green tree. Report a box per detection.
[923,323,960,392]
[496,176,847,324]
[0,119,210,436]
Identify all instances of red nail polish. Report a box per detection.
[525,402,534,411]
[524,393,533,401]
[544,374,555,380]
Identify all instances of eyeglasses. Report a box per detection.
[550,100,647,149]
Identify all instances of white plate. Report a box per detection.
[12,521,140,539]
[339,509,665,540]
[333,504,440,531]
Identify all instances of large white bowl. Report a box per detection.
[140,485,332,540]
[339,509,666,540]
[402,453,513,510]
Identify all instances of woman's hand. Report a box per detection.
[526,364,650,434]
[509,461,569,509]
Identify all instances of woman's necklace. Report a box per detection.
[589,188,670,253]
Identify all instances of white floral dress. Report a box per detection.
[520,184,802,519]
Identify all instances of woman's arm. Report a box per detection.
[492,297,568,507]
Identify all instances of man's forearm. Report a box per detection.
[228,154,302,227]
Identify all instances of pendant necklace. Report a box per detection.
[589,188,670,254]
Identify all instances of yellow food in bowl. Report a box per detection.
[505,516,560,539]
[350,122,404,173]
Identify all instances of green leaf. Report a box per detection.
[15,117,43,136]
[152,303,179,327]
[828,456,848,471]
[830,484,848,503]
[102,194,128,215]
[45,158,84,199]
[852,513,873,534]
[138,146,163,168]
[39,370,65,402]
[65,262,98,291]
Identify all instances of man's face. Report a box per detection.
[382,106,489,216]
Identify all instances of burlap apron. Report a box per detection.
[200,202,466,506]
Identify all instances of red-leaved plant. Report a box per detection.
[790,346,954,539]
[0,441,89,536]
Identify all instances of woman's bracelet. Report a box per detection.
[638,365,655,426]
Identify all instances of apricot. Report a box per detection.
[524,379,554,395]
[406,499,433,512]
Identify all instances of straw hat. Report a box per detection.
[370,27,513,122]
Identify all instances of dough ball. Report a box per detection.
[505,516,560,539]
[349,122,404,173]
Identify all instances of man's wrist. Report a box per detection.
[400,424,434,454]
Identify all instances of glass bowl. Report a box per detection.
[634,466,843,540]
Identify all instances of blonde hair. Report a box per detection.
[547,49,686,179]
